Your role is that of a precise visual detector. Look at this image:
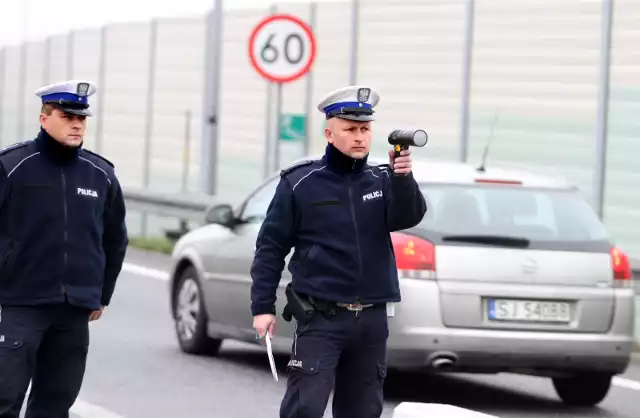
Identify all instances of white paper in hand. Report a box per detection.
[386,302,396,317]
[264,332,279,382]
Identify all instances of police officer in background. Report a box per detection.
[250,85,427,417]
[0,80,128,418]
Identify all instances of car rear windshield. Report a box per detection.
[415,183,612,252]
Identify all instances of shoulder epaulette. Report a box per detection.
[280,160,314,177]
[83,149,114,167]
[373,164,392,176]
[0,141,29,157]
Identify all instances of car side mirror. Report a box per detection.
[204,204,235,229]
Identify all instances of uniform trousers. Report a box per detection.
[280,304,388,418]
[0,303,91,418]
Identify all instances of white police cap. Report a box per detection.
[34,80,97,117]
[317,85,380,122]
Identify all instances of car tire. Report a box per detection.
[552,373,612,406]
[173,265,222,356]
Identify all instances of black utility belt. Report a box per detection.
[310,299,385,318]
[282,283,384,323]
[334,302,385,312]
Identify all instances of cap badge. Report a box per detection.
[357,88,370,103]
[77,83,90,97]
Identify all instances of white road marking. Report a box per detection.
[121,261,640,394]
[393,402,498,417]
[613,376,640,391]
[121,262,169,281]
[71,399,126,418]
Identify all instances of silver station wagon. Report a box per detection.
[168,156,635,407]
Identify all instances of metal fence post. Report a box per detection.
[143,20,159,190]
[67,31,75,79]
[0,48,5,146]
[16,0,29,143]
[141,19,159,237]
[303,2,317,157]
[182,110,193,193]
[594,0,614,219]
[264,82,274,179]
[95,25,108,155]
[349,0,359,85]
[275,83,283,171]
[17,42,27,142]
[263,4,278,179]
[180,110,193,234]
[43,36,51,85]
[459,0,474,163]
[202,0,224,195]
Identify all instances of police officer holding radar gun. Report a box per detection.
[0,80,128,417]
[250,85,428,418]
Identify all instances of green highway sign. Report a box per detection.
[279,114,307,142]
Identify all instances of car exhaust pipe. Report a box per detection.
[432,357,455,369]
[427,352,458,370]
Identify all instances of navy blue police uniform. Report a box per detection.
[0,80,128,418]
[250,85,427,418]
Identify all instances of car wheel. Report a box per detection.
[552,373,612,406]
[173,265,222,356]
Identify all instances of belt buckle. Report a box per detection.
[345,303,363,312]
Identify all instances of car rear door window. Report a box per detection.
[416,184,611,252]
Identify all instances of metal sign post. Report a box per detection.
[248,13,317,175]
[202,0,224,195]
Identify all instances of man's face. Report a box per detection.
[325,117,372,159]
[40,108,87,147]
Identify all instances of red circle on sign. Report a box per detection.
[248,14,317,84]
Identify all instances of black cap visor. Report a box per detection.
[47,100,92,117]
[334,113,375,122]
[326,106,375,122]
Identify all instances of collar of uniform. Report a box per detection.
[323,143,368,174]
[35,128,82,163]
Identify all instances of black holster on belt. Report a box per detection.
[282,283,315,323]
[308,297,337,318]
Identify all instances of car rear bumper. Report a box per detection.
[387,280,635,375]
[387,326,633,374]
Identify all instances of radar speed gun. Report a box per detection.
[388,129,428,159]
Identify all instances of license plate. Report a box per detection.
[487,299,571,323]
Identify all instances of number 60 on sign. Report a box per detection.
[248,14,317,84]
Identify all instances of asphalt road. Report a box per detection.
[23,249,640,418]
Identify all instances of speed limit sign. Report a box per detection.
[248,14,317,84]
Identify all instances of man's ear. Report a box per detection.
[39,113,47,126]
[324,127,333,143]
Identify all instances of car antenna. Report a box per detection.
[476,112,500,173]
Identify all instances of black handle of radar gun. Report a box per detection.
[394,144,409,160]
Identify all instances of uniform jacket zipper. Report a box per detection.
[0,240,13,272]
[347,166,364,303]
[60,167,68,297]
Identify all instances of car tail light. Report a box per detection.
[610,246,631,283]
[390,232,435,279]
